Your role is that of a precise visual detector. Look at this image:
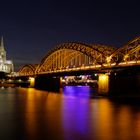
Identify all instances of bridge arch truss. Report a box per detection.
[18,64,38,76]
[36,42,116,74]
[109,36,140,63]
[17,37,140,75]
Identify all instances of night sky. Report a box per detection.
[0,0,139,71]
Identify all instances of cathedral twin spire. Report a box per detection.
[0,36,6,62]
[0,36,13,73]
[0,36,5,51]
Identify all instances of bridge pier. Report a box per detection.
[97,70,140,96]
[98,74,109,95]
[29,77,35,87]
[34,75,60,92]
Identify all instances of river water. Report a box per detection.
[0,86,140,140]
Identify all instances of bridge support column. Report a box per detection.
[35,75,60,92]
[98,74,109,95]
[29,77,35,87]
[98,70,140,96]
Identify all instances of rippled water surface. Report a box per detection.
[0,87,140,140]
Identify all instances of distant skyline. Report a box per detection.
[0,0,139,71]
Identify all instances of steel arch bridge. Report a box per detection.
[18,37,140,76]
[109,36,140,63]
[18,64,38,76]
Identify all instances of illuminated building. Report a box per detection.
[0,37,14,73]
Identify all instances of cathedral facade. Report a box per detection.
[0,37,14,73]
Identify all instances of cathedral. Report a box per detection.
[0,37,14,73]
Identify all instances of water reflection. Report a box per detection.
[62,86,93,98]
[0,87,140,140]
[61,95,91,140]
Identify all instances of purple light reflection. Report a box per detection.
[61,87,91,140]
[62,86,92,98]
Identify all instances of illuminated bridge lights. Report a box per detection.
[61,75,98,86]
[106,56,112,63]
[123,54,129,61]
